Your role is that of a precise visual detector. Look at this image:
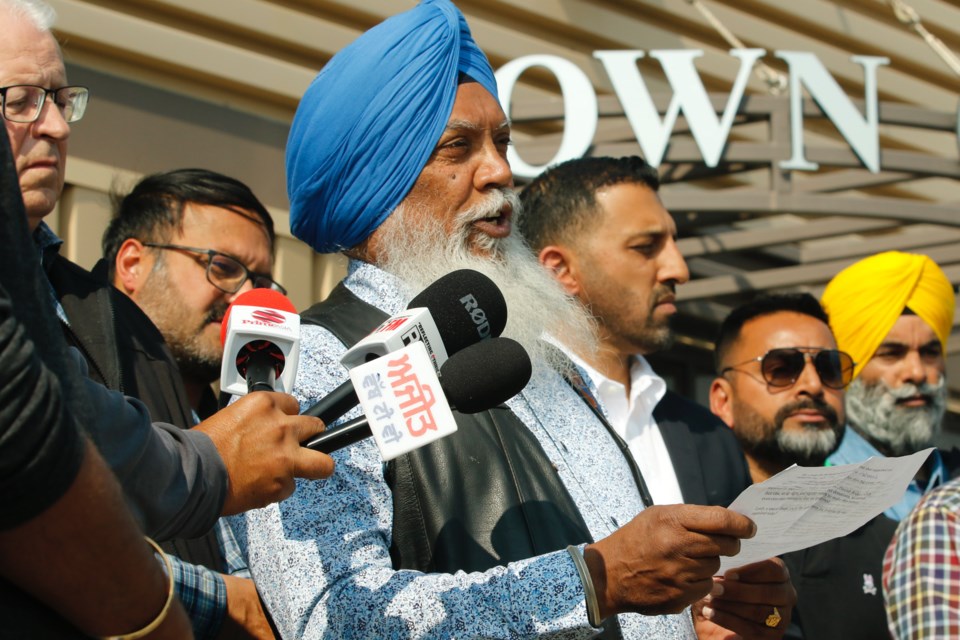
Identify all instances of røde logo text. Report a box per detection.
[459,294,491,338]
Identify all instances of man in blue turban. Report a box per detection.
[238,2,794,638]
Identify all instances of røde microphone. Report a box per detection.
[302,337,532,454]
[303,270,508,425]
[339,268,507,370]
[219,289,300,395]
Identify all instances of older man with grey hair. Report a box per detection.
[236,2,795,638]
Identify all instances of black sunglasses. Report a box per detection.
[720,347,855,390]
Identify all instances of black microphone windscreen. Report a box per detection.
[439,337,531,414]
[407,269,507,355]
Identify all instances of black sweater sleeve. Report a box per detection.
[0,284,85,530]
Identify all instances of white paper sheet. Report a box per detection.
[717,448,932,574]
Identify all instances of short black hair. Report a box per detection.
[517,155,660,252]
[102,168,275,276]
[714,293,831,372]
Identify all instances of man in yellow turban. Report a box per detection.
[822,251,956,520]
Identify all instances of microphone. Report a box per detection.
[302,337,532,454]
[219,289,300,395]
[303,269,507,425]
[339,268,507,370]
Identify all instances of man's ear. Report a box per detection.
[114,238,151,296]
[709,377,736,429]
[538,244,581,296]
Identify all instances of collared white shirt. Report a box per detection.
[573,352,686,506]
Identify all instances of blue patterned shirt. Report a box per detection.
[231,261,695,639]
[828,427,946,521]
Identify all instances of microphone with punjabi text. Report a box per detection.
[301,268,508,425]
[302,337,532,453]
[219,289,300,395]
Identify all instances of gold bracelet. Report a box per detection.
[101,536,175,640]
[567,544,604,629]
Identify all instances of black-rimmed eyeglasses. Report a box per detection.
[720,347,855,390]
[0,85,89,124]
[144,243,286,296]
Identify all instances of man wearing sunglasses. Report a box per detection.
[822,251,956,522]
[710,293,896,640]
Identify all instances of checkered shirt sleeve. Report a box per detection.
[168,553,227,639]
[883,479,960,639]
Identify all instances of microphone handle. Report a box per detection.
[301,380,360,425]
[302,415,371,453]
[245,357,278,393]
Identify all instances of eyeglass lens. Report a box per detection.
[2,85,88,123]
[206,252,284,294]
[760,348,852,389]
[207,253,247,292]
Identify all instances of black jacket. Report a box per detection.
[782,514,897,640]
[46,253,224,570]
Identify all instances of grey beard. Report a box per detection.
[733,396,843,468]
[845,376,947,456]
[376,190,598,380]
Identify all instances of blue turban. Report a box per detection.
[286,0,499,254]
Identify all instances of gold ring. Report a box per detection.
[765,606,781,628]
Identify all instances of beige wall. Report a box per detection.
[43,0,960,417]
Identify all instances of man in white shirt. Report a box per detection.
[518,155,753,511]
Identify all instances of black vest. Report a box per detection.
[302,283,595,573]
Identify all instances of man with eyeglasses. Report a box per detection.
[709,292,896,640]
[93,168,290,638]
[822,251,957,521]
[1,2,334,637]
[102,168,285,416]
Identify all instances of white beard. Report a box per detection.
[375,189,598,380]
[845,376,947,456]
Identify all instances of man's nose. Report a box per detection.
[658,239,689,286]
[794,357,825,397]
[899,349,928,386]
[32,99,71,141]
[474,142,512,191]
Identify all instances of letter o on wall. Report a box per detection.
[496,55,598,181]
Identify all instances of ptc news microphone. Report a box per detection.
[303,269,507,425]
[302,337,532,454]
[219,289,300,395]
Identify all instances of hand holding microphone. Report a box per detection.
[199,289,334,515]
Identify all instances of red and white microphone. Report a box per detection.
[219,289,300,395]
[346,341,457,460]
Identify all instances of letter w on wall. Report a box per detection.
[594,49,764,168]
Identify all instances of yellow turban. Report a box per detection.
[821,251,955,380]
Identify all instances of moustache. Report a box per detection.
[456,189,518,225]
[205,302,229,325]
[886,380,942,404]
[775,397,839,427]
[649,284,677,307]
